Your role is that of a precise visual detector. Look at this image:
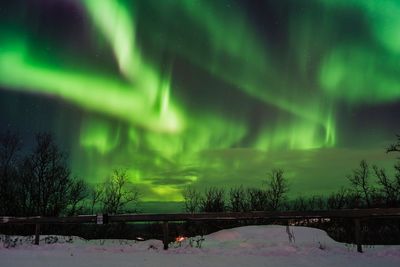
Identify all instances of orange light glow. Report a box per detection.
[175,236,186,242]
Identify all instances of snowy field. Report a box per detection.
[1,225,399,267]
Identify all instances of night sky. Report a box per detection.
[0,0,399,201]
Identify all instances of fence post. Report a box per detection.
[354,218,362,253]
[34,224,40,245]
[162,221,169,250]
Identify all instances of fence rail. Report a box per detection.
[2,208,400,252]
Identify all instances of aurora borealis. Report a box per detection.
[0,0,399,202]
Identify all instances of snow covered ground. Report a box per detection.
[1,225,399,267]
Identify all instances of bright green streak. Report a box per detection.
[318,0,400,103]
[79,0,335,153]
[83,0,159,103]
[84,0,136,77]
[320,47,400,102]
[150,0,336,148]
[80,117,121,155]
[0,38,183,133]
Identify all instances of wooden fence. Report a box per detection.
[2,208,400,252]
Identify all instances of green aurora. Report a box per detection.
[0,0,399,201]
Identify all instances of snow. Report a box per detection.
[1,225,399,267]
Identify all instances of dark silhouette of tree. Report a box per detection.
[386,134,400,155]
[17,133,87,216]
[265,169,288,211]
[307,195,326,210]
[247,188,268,211]
[373,165,398,207]
[101,169,140,214]
[89,184,104,214]
[368,134,400,207]
[228,185,248,212]
[0,131,21,215]
[327,187,348,209]
[387,134,400,192]
[67,178,88,215]
[291,195,308,211]
[346,160,373,208]
[182,186,201,213]
[200,187,225,212]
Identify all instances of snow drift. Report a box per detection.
[1,225,399,267]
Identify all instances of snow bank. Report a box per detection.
[1,225,399,267]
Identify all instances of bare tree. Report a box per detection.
[327,187,348,209]
[228,185,248,212]
[90,185,104,214]
[386,134,400,155]
[17,133,73,216]
[265,169,289,211]
[387,134,400,201]
[101,169,140,214]
[247,188,268,211]
[200,187,225,212]
[67,178,88,215]
[182,186,200,213]
[15,133,88,216]
[291,195,308,211]
[346,160,373,208]
[369,135,400,207]
[0,131,21,174]
[0,131,21,215]
[308,195,326,210]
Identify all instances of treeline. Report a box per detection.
[183,169,289,213]
[1,131,399,217]
[183,135,400,213]
[0,132,139,217]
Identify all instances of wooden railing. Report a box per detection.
[2,208,400,252]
